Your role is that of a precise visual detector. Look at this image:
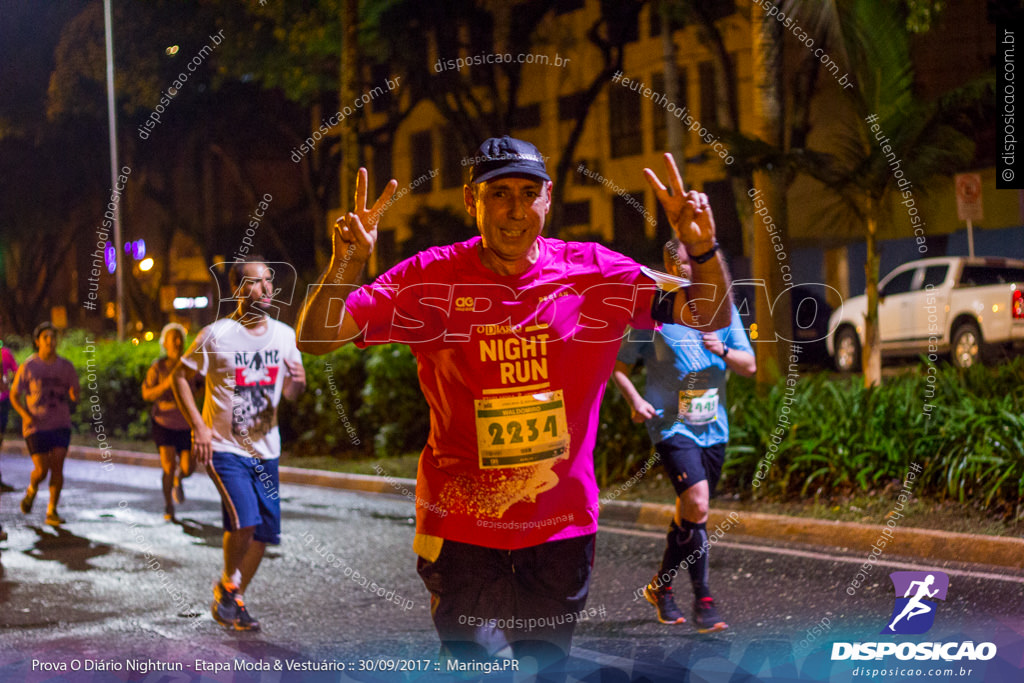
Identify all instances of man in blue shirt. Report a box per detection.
[613,239,755,632]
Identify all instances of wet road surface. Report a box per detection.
[1,454,1022,682]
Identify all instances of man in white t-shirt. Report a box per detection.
[172,257,305,631]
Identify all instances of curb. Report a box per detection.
[7,440,1022,571]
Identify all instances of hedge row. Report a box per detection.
[5,331,427,457]
[723,357,1024,518]
[6,331,1022,517]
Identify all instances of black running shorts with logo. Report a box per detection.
[655,433,726,497]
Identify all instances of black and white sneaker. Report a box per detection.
[643,580,686,624]
[234,600,261,631]
[693,597,728,633]
[211,581,241,628]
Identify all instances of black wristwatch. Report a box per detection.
[720,346,730,359]
[690,241,719,264]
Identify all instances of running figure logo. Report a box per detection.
[882,571,949,635]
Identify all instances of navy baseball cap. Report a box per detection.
[470,136,551,184]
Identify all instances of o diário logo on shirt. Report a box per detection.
[475,390,570,468]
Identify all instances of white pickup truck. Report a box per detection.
[827,256,1024,370]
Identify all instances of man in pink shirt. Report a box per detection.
[297,137,731,675]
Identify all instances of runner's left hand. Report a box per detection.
[702,333,725,356]
[284,358,305,384]
[644,153,716,252]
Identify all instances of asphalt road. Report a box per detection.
[1,455,1022,682]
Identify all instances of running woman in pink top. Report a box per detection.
[10,322,81,526]
[0,319,20,494]
[297,137,732,675]
[142,323,198,521]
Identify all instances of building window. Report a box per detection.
[376,229,397,274]
[470,21,494,86]
[704,0,737,22]
[612,192,647,244]
[440,128,463,189]
[701,180,741,256]
[372,141,393,201]
[609,83,642,158]
[370,63,394,111]
[554,0,584,15]
[511,103,542,130]
[652,69,688,151]
[410,131,434,194]
[575,159,602,186]
[698,59,736,127]
[562,200,591,227]
[649,5,685,38]
[605,3,640,44]
[699,61,716,126]
[558,91,589,121]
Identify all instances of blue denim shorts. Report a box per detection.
[208,451,281,544]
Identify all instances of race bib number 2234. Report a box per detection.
[475,390,570,468]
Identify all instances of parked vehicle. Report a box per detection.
[827,257,1024,371]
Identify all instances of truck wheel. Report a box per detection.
[834,326,861,372]
[950,322,981,369]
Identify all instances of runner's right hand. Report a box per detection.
[332,167,397,267]
[630,399,658,423]
[192,422,213,467]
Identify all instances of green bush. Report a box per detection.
[279,344,370,457]
[359,345,430,457]
[722,357,1024,518]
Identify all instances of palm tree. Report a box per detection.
[789,0,979,386]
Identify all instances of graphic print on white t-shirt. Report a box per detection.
[232,349,280,443]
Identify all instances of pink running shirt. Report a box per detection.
[345,236,658,549]
[11,355,80,436]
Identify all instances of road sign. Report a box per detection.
[955,173,983,222]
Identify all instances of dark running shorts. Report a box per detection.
[207,451,281,544]
[655,433,726,497]
[25,428,72,455]
[152,421,192,454]
[417,533,596,667]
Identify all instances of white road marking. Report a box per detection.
[599,525,1024,585]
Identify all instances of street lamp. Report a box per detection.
[103,0,124,340]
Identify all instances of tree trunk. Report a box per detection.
[863,201,882,387]
[339,0,360,267]
[824,245,849,310]
[749,2,789,385]
[660,1,684,165]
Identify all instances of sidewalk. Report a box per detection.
[6,440,1023,571]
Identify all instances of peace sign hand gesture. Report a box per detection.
[332,168,398,266]
[643,153,717,253]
